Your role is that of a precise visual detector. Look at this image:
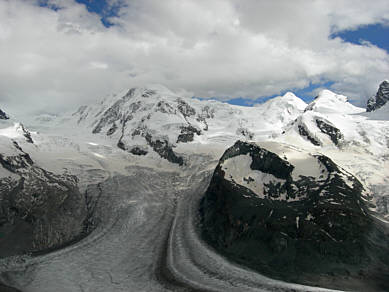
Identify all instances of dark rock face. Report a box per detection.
[0,143,90,258]
[200,141,389,291]
[20,124,33,144]
[367,80,389,112]
[129,146,148,156]
[298,124,321,146]
[106,123,118,136]
[128,126,184,165]
[176,125,201,143]
[0,109,9,120]
[145,134,184,166]
[315,119,343,146]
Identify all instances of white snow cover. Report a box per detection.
[221,153,285,199]
[305,90,365,114]
[0,123,29,139]
[0,85,388,218]
[364,103,389,120]
[55,86,308,149]
[220,142,328,201]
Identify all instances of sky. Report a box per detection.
[1,0,389,115]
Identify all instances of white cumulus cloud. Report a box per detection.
[1,0,389,115]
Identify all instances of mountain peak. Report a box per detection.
[316,89,347,102]
[260,92,307,110]
[366,80,389,112]
[305,89,363,114]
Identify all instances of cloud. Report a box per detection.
[1,0,389,116]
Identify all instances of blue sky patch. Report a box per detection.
[40,0,121,27]
[75,0,121,27]
[221,82,334,107]
[331,24,389,53]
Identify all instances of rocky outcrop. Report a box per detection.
[176,125,201,143]
[298,124,321,146]
[144,134,184,166]
[367,80,389,112]
[0,109,9,120]
[315,118,343,146]
[0,141,90,258]
[200,141,389,291]
[129,146,148,156]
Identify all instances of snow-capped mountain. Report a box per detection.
[254,92,307,127]
[28,84,389,221]
[68,85,306,165]
[1,81,389,292]
[367,80,389,112]
[278,89,389,220]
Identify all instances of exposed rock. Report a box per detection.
[106,123,118,136]
[155,101,175,114]
[315,119,343,146]
[298,124,321,146]
[236,127,254,139]
[200,141,389,291]
[176,125,201,143]
[0,142,90,258]
[20,124,33,144]
[0,109,9,120]
[176,98,196,118]
[129,146,148,156]
[367,80,389,112]
[92,91,140,134]
[145,134,184,166]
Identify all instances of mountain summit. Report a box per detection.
[366,80,389,112]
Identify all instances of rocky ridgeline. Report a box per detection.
[367,80,389,112]
[200,141,389,291]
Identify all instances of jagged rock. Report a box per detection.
[20,124,33,144]
[144,134,183,165]
[315,119,343,146]
[0,109,9,120]
[367,80,389,112]
[176,125,201,143]
[176,98,196,118]
[200,141,389,291]
[298,124,321,146]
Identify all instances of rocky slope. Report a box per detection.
[200,140,389,291]
[0,109,9,120]
[367,80,389,112]
[0,124,92,258]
